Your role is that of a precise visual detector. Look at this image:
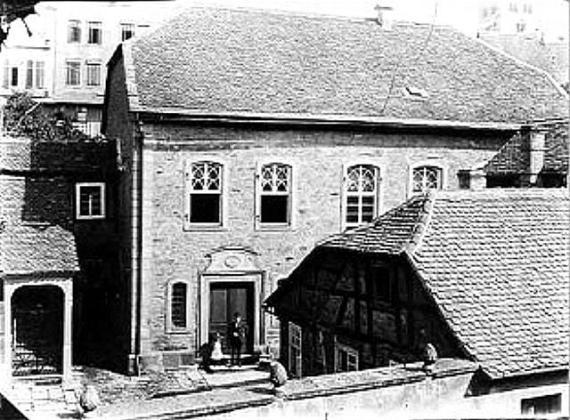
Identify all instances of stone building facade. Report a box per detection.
[102,6,567,373]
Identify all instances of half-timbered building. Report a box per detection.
[266,189,569,408]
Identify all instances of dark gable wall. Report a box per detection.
[103,51,142,372]
[274,248,463,377]
[1,140,124,372]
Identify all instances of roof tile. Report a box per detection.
[126,7,568,123]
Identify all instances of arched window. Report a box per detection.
[257,163,292,226]
[412,165,443,194]
[187,161,223,226]
[170,282,187,329]
[344,164,379,228]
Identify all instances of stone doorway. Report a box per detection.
[199,247,264,354]
[11,286,64,376]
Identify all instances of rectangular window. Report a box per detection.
[10,66,18,87]
[335,343,359,372]
[344,164,379,229]
[35,61,45,88]
[258,163,292,227]
[288,322,302,378]
[457,170,471,189]
[3,62,9,88]
[65,61,81,86]
[88,21,102,44]
[170,282,188,329]
[86,62,101,86]
[68,19,81,43]
[187,161,223,226]
[76,182,105,219]
[521,394,561,415]
[25,60,33,89]
[121,23,135,41]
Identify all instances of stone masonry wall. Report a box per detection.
[136,122,511,361]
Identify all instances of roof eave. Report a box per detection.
[1,269,80,278]
[484,365,569,382]
[131,108,523,132]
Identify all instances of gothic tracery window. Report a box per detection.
[258,163,292,225]
[412,165,443,193]
[345,164,379,228]
[188,161,223,225]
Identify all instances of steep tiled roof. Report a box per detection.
[321,189,569,379]
[0,223,79,275]
[485,121,569,175]
[322,194,429,254]
[124,7,567,124]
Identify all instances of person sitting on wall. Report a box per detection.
[228,312,247,367]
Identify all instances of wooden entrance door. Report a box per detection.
[209,282,254,353]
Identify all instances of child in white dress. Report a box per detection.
[211,332,224,365]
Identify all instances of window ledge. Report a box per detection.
[76,216,105,221]
[183,225,227,232]
[256,224,293,232]
[166,328,191,335]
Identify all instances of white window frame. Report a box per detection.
[408,162,446,197]
[75,182,105,220]
[87,21,102,45]
[341,163,381,230]
[35,61,45,89]
[25,60,33,89]
[184,159,227,230]
[166,280,190,333]
[86,61,101,86]
[121,23,135,41]
[67,19,81,43]
[288,322,302,378]
[334,341,359,372]
[255,161,294,230]
[65,60,81,86]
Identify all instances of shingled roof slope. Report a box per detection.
[485,121,569,175]
[322,194,429,254]
[1,224,79,275]
[321,189,569,379]
[124,7,567,124]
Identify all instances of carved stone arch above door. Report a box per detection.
[203,246,261,274]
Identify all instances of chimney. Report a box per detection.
[374,1,395,30]
[528,128,547,185]
[469,168,487,191]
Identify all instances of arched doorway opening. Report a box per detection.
[11,286,64,376]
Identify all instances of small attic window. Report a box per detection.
[404,86,429,100]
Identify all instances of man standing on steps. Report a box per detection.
[228,312,246,367]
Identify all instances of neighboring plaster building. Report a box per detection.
[102,6,567,374]
[0,137,121,381]
[479,33,569,87]
[0,1,176,135]
[266,189,569,416]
